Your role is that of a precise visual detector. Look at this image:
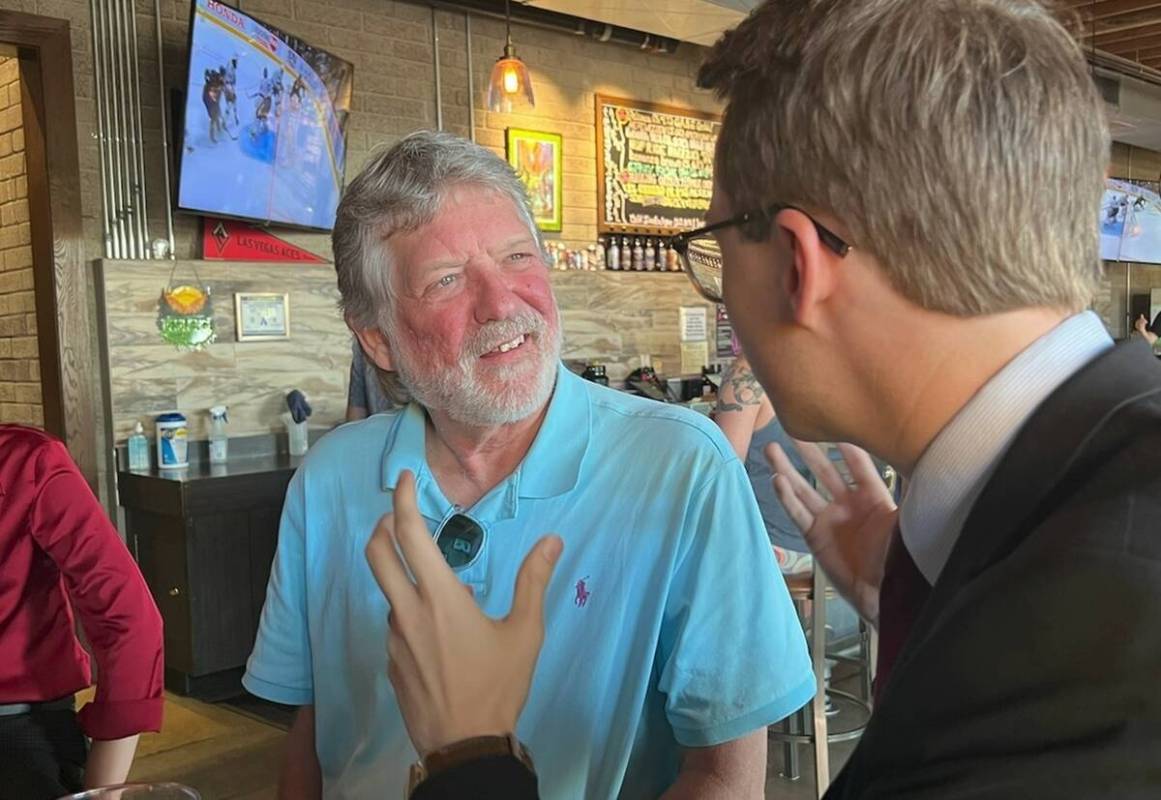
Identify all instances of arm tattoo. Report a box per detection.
[716,360,766,413]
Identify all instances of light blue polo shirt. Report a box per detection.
[244,365,814,800]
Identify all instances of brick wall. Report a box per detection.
[37,0,717,448]
[0,54,40,427]
[0,0,720,500]
[118,0,717,259]
[21,0,1157,455]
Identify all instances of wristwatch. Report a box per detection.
[407,733,534,795]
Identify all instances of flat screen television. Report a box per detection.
[177,0,353,231]
[1100,178,1161,264]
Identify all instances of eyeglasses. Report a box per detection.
[669,204,852,303]
[435,512,487,570]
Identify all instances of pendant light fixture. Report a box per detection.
[487,0,535,113]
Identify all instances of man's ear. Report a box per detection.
[776,208,842,329]
[352,325,395,372]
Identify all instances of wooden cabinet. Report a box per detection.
[118,458,296,700]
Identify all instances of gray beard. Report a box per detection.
[391,313,563,427]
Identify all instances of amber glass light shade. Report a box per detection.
[487,43,535,113]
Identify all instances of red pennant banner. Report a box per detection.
[202,217,326,263]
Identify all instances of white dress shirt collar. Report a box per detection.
[900,311,1113,584]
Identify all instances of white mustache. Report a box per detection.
[467,313,547,357]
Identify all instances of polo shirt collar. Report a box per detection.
[381,400,427,492]
[379,362,591,504]
[518,363,591,499]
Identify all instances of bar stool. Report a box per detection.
[768,566,874,798]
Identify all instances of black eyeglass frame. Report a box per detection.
[667,204,852,304]
[669,204,852,258]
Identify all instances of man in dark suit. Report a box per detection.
[363,0,1161,797]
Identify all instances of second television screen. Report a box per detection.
[1101,178,1161,264]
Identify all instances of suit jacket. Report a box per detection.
[826,339,1161,799]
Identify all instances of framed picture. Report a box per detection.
[234,292,290,341]
[506,128,563,233]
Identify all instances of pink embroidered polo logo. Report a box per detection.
[574,576,591,607]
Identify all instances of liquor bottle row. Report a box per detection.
[604,236,683,272]
[546,241,604,271]
[544,236,685,272]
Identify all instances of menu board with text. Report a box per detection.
[596,95,720,235]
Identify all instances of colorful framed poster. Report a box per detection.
[235,292,290,341]
[506,128,563,233]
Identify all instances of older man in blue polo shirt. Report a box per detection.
[243,131,813,800]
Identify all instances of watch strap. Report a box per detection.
[408,733,533,795]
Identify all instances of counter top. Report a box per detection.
[118,452,301,517]
[119,452,303,484]
[115,430,323,487]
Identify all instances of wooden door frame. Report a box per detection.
[0,11,97,486]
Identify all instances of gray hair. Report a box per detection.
[699,0,1109,316]
[332,130,545,403]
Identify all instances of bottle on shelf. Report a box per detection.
[666,240,680,271]
[644,238,656,271]
[127,421,150,471]
[589,243,603,271]
[208,405,229,464]
[631,237,644,271]
[607,236,620,270]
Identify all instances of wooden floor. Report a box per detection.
[96,691,854,800]
[77,690,285,800]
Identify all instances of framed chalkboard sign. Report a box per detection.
[596,94,721,236]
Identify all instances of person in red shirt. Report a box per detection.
[0,425,164,798]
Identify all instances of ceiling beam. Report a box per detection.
[1116,43,1161,60]
[1092,20,1161,45]
[1070,1,1161,22]
[1106,32,1161,53]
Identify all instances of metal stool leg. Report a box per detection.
[811,566,830,798]
[771,570,872,791]
[859,620,873,702]
[781,595,808,781]
[781,708,802,780]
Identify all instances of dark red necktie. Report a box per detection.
[873,524,932,703]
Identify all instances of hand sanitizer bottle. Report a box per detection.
[127,422,150,471]
[209,405,229,464]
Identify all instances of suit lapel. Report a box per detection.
[827,340,1161,800]
[885,339,1161,705]
[929,340,1161,601]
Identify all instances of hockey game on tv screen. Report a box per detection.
[1100,177,1161,265]
[178,0,353,230]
